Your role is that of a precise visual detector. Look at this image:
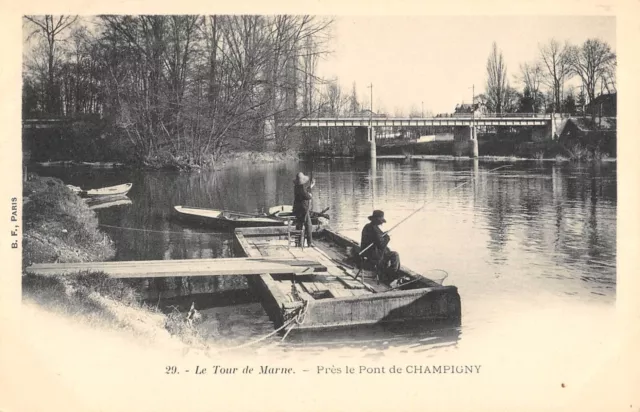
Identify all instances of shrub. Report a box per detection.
[23,175,115,265]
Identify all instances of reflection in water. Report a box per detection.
[30,159,616,351]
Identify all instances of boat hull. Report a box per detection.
[174,206,290,230]
[84,183,133,198]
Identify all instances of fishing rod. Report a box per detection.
[358,163,513,257]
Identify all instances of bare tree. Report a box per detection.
[538,39,571,112]
[485,42,508,113]
[349,82,360,115]
[23,14,333,165]
[408,104,421,118]
[393,107,405,117]
[24,15,78,114]
[322,80,348,116]
[502,86,521,114]
[517,62,544,113]
[568,38,616,103]
[602,58,616,94]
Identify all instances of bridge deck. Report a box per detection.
[293,116,550,127]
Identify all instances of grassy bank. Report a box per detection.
[22,174,207,349]
[141,149,300,171]
[23,175,115,265]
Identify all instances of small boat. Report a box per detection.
[174,206,292,230]
[84,183,133,198]
[67,183,133,198]
[234,226,461,331]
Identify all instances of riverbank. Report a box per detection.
[22,175,208,350]
[28,150,300,172]
[377,154,617,163]
[376,137,616,161]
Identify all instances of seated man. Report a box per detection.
[360,210,401,280]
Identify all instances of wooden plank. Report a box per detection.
[263,245,296,259]
[313,281,329,292]
[287,248,309,259]
[327,287,354,298]
[235,225,323,237]
[301,281,318,293]
[336,277,367,290]
[26,257,327,278]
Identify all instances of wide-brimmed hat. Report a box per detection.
[368,210,386,223]
[294,172,310,185]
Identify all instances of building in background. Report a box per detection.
[586,93,616,118]
[452,102,487,117]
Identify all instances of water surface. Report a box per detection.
[31,158,616,354]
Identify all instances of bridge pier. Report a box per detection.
[530,115,564,141]
[355,126,376,159]
[453,126,478,158]
[531,119,559,141]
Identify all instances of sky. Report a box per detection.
[316,16,616,115]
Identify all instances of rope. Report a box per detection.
[98,223,219,236]
[281,299,309,342]
[216,299,309,352]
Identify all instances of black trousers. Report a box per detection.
[371,248,401,279]
[295,212,313,246]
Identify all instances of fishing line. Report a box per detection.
[359,163,513,256]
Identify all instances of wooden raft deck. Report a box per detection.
[25,257,327,278]
[233,227,462,331]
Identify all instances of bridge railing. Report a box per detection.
[440,113,558,119]
[287,113,562,121]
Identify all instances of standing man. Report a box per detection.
[360,210,401,280]
[293,172,315,247]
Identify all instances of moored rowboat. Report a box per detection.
[85,183,132,198]
[67,183,133,198]
[174,206,290,229]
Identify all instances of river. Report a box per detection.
[31,158,616,357]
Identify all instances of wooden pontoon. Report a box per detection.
[233,226,461,330]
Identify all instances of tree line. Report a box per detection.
[23,15,334,165]
[482,38,616,116]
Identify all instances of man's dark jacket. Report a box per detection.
[293,184,312,218]
[360,222,390,262]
